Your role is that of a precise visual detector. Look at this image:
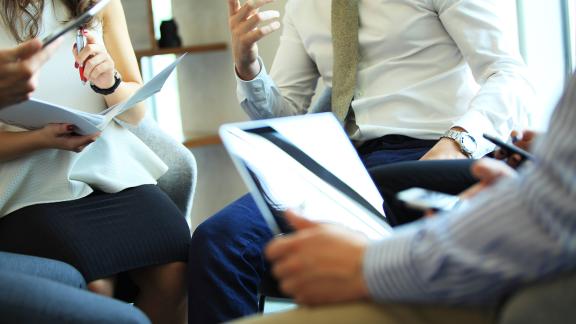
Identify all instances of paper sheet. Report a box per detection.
[0,54,186,135]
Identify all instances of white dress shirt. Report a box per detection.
[364,73,576,304]
[237,0,534,157]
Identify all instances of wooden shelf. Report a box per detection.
[183,134,222,149]
[135,43,227,59]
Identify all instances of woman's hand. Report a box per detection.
[73,30,116,90]
[35,124,100,153]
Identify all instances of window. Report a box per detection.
[566,0,576,73]
[516,0,570,129]
[141,1,184,142]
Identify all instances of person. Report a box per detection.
[231,73,576,324]
[0,1,189,323]
[188,0,534,322]
[0,39,148,324]
[0,252,150,324]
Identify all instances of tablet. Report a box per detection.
[219,113,393,240]
[42,0,111,47]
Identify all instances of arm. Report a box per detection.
[74,0,144,125]
[364,77,576,304]
[265,76,576,306]
[436,0,534,156]
[230,0,321,119]
[0,39,97,162]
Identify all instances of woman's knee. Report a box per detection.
[87,277,116,297]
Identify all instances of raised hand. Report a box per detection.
[228,0,281,80]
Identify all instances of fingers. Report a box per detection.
[471,158,515,183]
[236,10,281,35]
[6,39,43,62]
[228,0,241,16]
[285,210,317,230]
[76,44,104,67]
[82,29,99,45]
[231,0,274,26]
[83,52,108,78]
[265,235,296,262]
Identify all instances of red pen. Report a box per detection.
[76,27,87,84]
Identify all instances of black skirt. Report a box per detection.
[0,185,191,282]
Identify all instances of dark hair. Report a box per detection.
[1,0,99,42]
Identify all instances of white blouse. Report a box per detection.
[0,1,168,217]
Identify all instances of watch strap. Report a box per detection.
[90,71,122,95]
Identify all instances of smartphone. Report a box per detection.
[396,187,462,212]
[41,0,111,47]
[483,133,534,162]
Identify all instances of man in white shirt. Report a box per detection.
[188,1,534,323]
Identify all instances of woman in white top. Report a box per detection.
[0,1,189,323]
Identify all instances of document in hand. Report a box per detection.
[0,54,186,135]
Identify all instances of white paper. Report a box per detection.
[0,54,186,135]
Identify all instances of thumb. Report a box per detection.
[13,39,43,60]
[284,210,317,231]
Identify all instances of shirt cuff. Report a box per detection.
[235,57,275,104]
[363,226,427,302]
[453,110,497,158]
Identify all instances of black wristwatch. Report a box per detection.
[90,70,122,95]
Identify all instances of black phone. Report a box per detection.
[41,0,111,47]
[396,187,462,212]
[483,133,534,162]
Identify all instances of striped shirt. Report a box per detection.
[364,75,576,304]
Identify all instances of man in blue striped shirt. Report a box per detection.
[234,75,576,323]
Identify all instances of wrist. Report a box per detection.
[236,59,261,81]
[91,71,122,95]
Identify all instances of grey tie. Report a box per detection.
[331,0,360,132]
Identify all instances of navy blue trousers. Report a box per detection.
[188,136,438,324]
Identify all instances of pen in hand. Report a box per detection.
[75,27,87,84]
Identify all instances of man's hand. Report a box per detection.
[420,137,468,161]
[228,0,281,81]
[0,38,62,109]
[265,211,370,306]
[460,158,517,199]
[494,130,539,168]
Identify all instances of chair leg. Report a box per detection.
[258,294,266,313]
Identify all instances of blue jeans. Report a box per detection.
[188,136,437,324]
[0,252,149,324]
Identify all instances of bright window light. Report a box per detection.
[141,1,184,142]
[142,55,184,142]
[569,0,576,71]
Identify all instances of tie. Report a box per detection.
[331,0,360,129]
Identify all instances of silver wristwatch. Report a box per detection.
[441,130,477,158]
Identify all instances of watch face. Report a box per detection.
[460,134,477,154]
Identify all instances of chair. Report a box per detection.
[119,115,197,218]
[115,115,197,300]
[498,272,576,324]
